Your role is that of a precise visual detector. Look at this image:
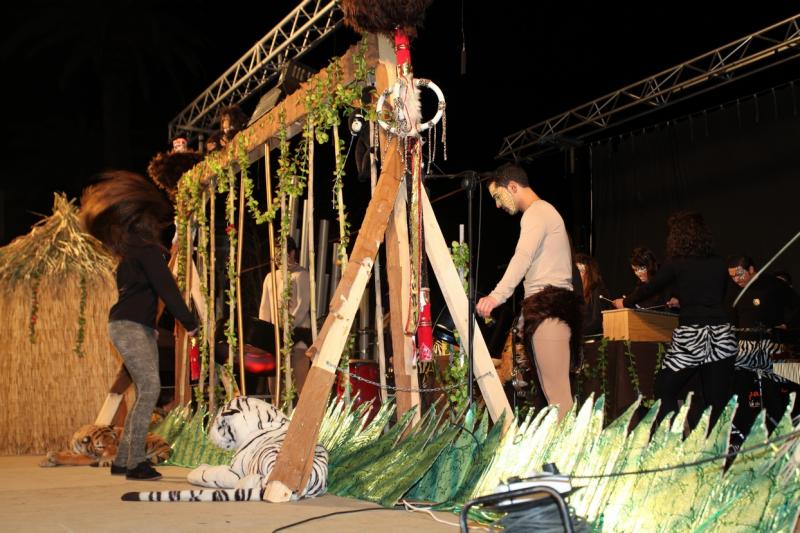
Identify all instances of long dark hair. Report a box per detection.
[630,247,658,278]
[575,252,604,302]
[666,211,713,259]
[80,170,172,258]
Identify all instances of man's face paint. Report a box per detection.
[489,182,518,215]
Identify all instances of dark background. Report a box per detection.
[1,1,798,325]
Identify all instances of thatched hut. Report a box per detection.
[0,194,120,455]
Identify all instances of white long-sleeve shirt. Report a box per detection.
[488,199,573,305]
[258,263,311,329]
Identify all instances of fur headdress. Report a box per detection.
[340,0,433,37]
[146,150,202,199]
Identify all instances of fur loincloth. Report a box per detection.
[521,285,584,369]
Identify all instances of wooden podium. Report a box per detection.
[602,308,678,343]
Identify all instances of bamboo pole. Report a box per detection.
[280,187,292,408]
[265,146,283,405]
[333,125,348,273]
[179,221,193,405]
[208,181,217,411]
[306,123,318,341]
[236,171,247,395]
[198,191,207,402]
[369,120,388,403]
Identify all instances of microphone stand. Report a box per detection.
[425,171,479,408]
[463,172,477,408]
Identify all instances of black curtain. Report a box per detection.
[591,83,800,299]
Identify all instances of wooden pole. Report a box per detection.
[421,189,513,431]
[263,135,404,502]
[385,178,420,425]
[369,121,388,404]
[236,171,247,395]
[208,182,217,411]
[265,146,283,405]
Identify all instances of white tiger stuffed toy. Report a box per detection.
[121,397,328,502]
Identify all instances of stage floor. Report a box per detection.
[0,456,455,532]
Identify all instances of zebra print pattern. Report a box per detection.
[735,339,787,383]
[663,324,737,372]
[121,397,328,503]
[122,488,263,502]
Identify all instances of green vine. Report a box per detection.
[74,274,87,357]
[596,337,609,418]
[168,38,373,407]
[434,241,471,413]
[623,340,641,398]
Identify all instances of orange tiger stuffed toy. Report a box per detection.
[40,425,170,467]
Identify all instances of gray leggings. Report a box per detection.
[108,320,160,469]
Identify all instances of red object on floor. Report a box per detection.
[337,360,382,422]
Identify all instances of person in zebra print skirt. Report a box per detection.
[613,212,736,429]
[728,255,800,433]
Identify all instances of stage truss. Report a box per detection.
[167,0,343,141]
[497,14,800,162]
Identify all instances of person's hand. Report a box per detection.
[186,328,198,338]
[612,298,625,309]
[476,295,499,318]
[667,297,680,309]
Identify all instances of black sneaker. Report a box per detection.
[125,461,162,481]
[110,464,127,475]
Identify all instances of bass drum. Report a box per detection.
[337,360,382,422]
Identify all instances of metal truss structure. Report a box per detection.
[498,14,800,162]
[168,0,342,141]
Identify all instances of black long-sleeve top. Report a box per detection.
[583,283,610,336]
[624,256,729,326]
[731,274,800,329]
[109,243,198,332]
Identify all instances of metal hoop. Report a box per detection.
[376,78,446,136]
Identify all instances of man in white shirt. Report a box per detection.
[259,236,312,395]
[476,164,582,419]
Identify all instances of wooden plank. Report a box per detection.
[602,308,677,342]
[385,180,421,424]
[421,189,513,431]
[263,135,405,502]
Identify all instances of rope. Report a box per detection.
[335,366,492,393]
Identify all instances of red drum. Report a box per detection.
[337,360,382,421]
[243,344,276,375]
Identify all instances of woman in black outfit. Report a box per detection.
[613,212,736,428]
[628,247,665,309]
[81,171,198,481]
[575,253,609,337]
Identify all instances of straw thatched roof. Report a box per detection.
[0,193,122,455]
[0,193,115,284]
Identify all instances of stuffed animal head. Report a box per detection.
[70,425,120,460]
[209,397,289,451]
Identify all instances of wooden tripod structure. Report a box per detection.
[255,35,513,502]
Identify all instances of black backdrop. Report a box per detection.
[590,82,800,299]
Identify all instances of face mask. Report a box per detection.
[489,183,518,215]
